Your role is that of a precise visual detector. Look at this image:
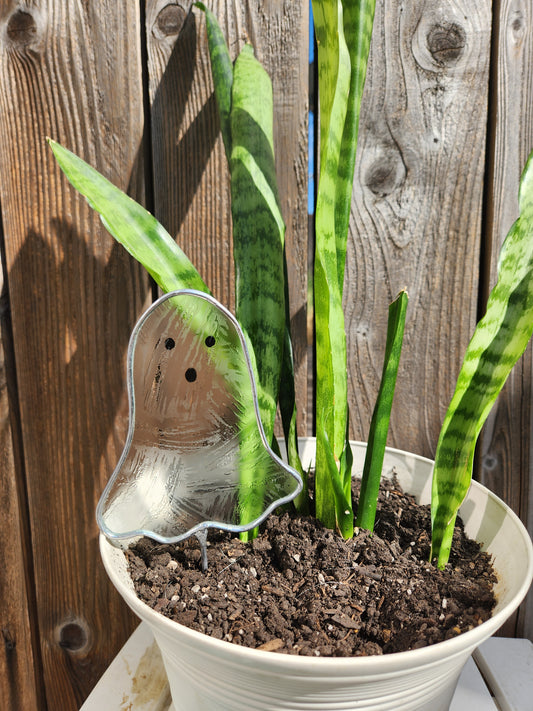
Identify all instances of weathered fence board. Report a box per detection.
[0,2,148,708]
[346,0,492,451]
[479,0,533,638]
[146,0,310,432]
[0,266,42,710]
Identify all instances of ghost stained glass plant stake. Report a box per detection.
[96,290,302,569]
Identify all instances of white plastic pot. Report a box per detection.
[100,440,533,711]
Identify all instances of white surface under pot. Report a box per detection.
[100,440,533,711]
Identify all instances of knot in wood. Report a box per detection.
[365,152,406,198]
[154,4,187,38]
[510,9,525,44]
[6,9,39,49]
[2,628,16,654]
[57,620,89,653]
[427,23,466,65]
[482,454,499,472]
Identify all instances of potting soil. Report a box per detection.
[126,477,496,656]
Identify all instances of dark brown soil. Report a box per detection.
[125,477,497,657]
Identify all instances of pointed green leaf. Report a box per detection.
[228,45,289,535]
[312,1,375,532]
[195,3,233,158]
[312,0,351,528]
[318,426,353,538]
[431,150,533,568]
[279,315,307,512]
[356,290,408,531]
[230,44,286,444]
[278,251,306,509]
[335,0,376,287]
[48,139,209,294]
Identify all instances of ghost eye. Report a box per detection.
[205,335,215,347]
[185,368,197,383]
[165,338,175,350]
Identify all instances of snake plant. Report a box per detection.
[312,0,377,536]
[47,2,533,574]
[48,0,402,544]
[430,151,533,568]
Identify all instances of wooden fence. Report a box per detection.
[0,1,531,709]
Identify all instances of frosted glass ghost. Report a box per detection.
[97,290,302,545]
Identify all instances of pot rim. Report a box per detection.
[100,441,533,672]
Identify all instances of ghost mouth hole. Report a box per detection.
[185,368,197,382]
[165,337,175,350]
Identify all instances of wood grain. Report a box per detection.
[0,2,149,707]
[345,0,492,456]
[145,0,310,432]
[479,0,533,639]
[0,256,43,709]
